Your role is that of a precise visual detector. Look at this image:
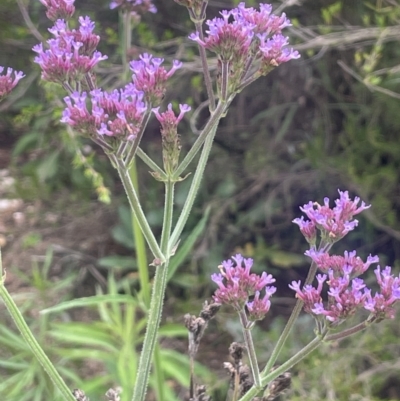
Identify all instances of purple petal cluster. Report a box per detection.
[291,270,368,324]
[61,84,147,141]
[110,0,157,16]
[0,67,25,100]
[212,254,276,321]
[153,103,191,174]
[290,254,400,324]
[189,2,299,85]
[189,11,254,63]
[33,17,107,84]
[130,54,182,106]
[364,266,400,320]
[293,189,370,245]
[153,103,191,128]
[305,248,379,277]
[39,0,75,21]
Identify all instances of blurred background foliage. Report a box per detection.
[1,0,400,400]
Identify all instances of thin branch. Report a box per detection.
[16,0,44,42]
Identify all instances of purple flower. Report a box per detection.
[33,17,107,85]
[247,288,276,321]
[152,103,191,175]
[305,248,379,277]
[61,85,147,141]
[294,190,370,244]
[153,103,191,127]
[289,274,326,314]
[39,0,75,21]
[110,0,157,16]
[233,3,291,35]
[292,216,317,245]
[257,33,300,72]
[188,2,299,91]
[130,54,182,106]
[0,67,25,99]
[291,269,368,325]
[189,11,254,63]
[212,254,276,319]
[364,266,400,320]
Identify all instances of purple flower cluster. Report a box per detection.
[153,103,191,128]
[305,249,379,276]
[39,0,75,21]
[110,0,157,16]
[290,261,400,324]
[61,84,147,141]
[293,190,370,245]
[0,67,25,100]
[130,54,182,105]
[212,254,276,321]
[289,190,400,324]
[33,17,107,85]
[291,269,369,324]
[365,266,400,320]
[189,2,299,91]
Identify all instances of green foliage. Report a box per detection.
[42,274,212,401]
[0,250,80,401]
[287,316,400,400]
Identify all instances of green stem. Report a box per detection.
[325,320,372,342]
[261,298,305,377]
[128,160,150,307]
[168,122,220,252]
[0,276,75,401]
[261,243,332,376]
[173,101,226,179]
[136,147,166,180]
[160,180,175,254]
[125,111,153,169]
[129,173,175,401]
[238,332,327,401]
[116,158,164,262]
[130,260,170,401]
[194,20,215,111]
[238,309,261,389]
[121,10,132,80]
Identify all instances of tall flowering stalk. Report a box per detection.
[7,1,388,401]
[2,1,400,397]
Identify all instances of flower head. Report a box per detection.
[0,67,25,100]
[212,254,276,321]
[289,274,326,315]
[152,103,191,175]
[130,54,182,106]
[61,84,147,142]
[364,266,400,320]
[110,0,157,16]
[291,270,368,325]
[294,190,370,245]
[39,0,75,21]
[188,3,299,93]
[33,17,107,85]
[305,248,379,277]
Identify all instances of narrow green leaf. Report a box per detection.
[40,294,138,314]
[168,206,210,281]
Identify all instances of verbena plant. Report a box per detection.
[1,1,400,401]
